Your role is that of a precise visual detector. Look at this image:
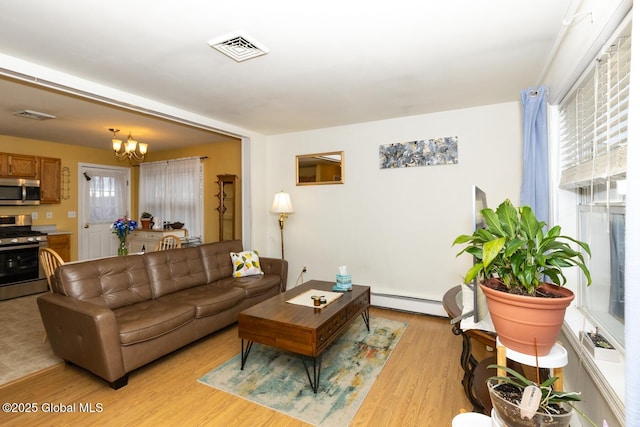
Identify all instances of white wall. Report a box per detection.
[259,102,522,314]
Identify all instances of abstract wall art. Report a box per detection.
[379,136,458,169]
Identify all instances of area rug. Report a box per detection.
[198,316,407,426]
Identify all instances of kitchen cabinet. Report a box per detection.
[128,229,187,253]
[48,233,71,262]
[38,157,62,203]
[0,153,38,178]
[0,153,62,204]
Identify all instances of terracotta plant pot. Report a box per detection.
[480,280,574,356]
[140,219,152,229]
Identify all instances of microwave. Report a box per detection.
[0,178,41,205]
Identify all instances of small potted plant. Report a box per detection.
[452,199,592,356]
[580,328,619,362]
[140,212,153,229]
[487,365,596,427]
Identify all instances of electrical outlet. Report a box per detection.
[46,211,53,219]
[302,266,307,273]
[67,211,76,218]
[31,212,38,220]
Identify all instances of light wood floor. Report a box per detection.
[0,307,472,426]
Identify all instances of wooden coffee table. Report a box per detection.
[237,280,371,393]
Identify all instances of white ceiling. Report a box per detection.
[0,0,572,151]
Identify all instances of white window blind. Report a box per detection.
[559,36,630,188]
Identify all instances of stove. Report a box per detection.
[0,227,48,246]
[0,214,49,300]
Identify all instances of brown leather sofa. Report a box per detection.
[37,240,287,389]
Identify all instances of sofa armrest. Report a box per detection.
[37,293,126,383]
[260,257,289,292]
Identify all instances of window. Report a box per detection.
[557,33,630,348]
[139,157,204,240]
[87,169,128,223]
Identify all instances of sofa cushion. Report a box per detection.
[55,255,152,309]
[232,275,281,298]
[230,250,263,277]
[198,240,243,283]
[158,285,246,318]
[145,247,207,298]
[114,300,195,345]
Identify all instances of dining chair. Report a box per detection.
[155,235,182,251]
[39,247,65,342]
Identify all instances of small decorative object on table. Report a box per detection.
[112,217,138,256]
[333,265,352,292]
[310,295,326,306]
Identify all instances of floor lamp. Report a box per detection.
[271,191,294,259]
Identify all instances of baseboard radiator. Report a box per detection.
[370,292,447,317]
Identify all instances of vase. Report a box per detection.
[118,240,128,256]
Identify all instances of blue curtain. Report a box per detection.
[520,86,549,224]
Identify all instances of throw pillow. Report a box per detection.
[230,250,263,277]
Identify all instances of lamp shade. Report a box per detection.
[271,192,293,214]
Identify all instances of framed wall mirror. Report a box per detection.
[296,151,344,185]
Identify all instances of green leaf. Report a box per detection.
[519,206,542,240]
[464,262,485,283]
[452,234,474,245]
[496,200,518,237]
[504,239,525,258]
[482,238,505,268]
[488,364,533,387]
[482,208,505,237]
[475,228,495,241]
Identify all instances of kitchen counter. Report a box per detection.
[32,225,73,235]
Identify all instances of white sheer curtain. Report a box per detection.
[87,168,128,222]
[139,157,203,239]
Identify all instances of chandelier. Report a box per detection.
[110,128,148,161]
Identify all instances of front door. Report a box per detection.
[78,164,131,260]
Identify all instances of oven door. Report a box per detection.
[0,243,41,285]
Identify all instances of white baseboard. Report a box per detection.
[371,292,447,317]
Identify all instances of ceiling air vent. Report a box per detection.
[13,109,56,120]
[208,32,269,62]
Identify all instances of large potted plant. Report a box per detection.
[452,199,591,356]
